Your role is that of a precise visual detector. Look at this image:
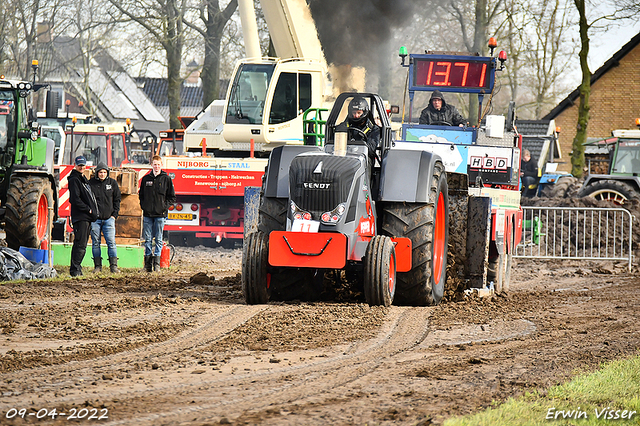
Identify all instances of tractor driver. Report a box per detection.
[335,96,380,165]
[419,90,467,127]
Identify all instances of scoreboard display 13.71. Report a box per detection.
[410,55,496,93]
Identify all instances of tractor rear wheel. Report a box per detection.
[364,236,396,306]
[577,180,638,205]
[4,176,54,250]
[381,162,449,305]
[242,231,270,304]
[540,176,577,198]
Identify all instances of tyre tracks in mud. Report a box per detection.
[2,304,434,425]
[106,306,433,425]
[0,304,267,410]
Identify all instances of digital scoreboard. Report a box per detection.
[411,56,495,92]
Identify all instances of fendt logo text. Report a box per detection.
[303,182,331,189]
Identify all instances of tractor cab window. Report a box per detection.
[612,141,640,174]
[226,63,275,125]
[111,134,125,167]
[268,72,313,125]
[64,133,108,166]
[158,138,184,156]
[269,73,297,124]
[0,95,16,149]
[0,92,16,168]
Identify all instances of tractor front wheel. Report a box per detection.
[364,236,396,306]
[4,176,54,250]
[242,231,270,304]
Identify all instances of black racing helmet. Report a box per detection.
[347,96,369,126]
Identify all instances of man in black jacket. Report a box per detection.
[89,162,121,273]
[68,156,99,277]
[520,149,539,197]
[139,155,176,272]
[419,90,467,127]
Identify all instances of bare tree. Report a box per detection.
[500,0,576,119]
[184,0,237,107]
[0,0,67,79]
[571,0,590,178]
[56,0,120,116]
[108,0,191,128]
[529,0,575,118]
[448,0,506,124]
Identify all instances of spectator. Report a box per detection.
[89,162,121,273]
[520,149,539,196]
[68,156,99,277]
[139,155,176,272]
[419,90,467,127]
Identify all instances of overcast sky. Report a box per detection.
[590,21,640,70]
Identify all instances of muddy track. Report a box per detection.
[1,247,640,426]
[1,305,432,424]
[0,304,267,402]
[107,307,431,425]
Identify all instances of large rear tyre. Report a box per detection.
[381,162,449,306]
[364,236,396,306]
[540,176,577,198]
[577,180,638,205]
[4,176,54,250]
[242,231,270,304]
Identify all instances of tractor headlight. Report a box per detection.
[321,203,346,224]
[290,201,312,220]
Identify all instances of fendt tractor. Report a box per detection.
[0,62,58,250]
[242,40,523,306]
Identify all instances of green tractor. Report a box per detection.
[0,62,58,250]
[578,126,640,204]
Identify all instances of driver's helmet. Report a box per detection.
[347,96,369,126]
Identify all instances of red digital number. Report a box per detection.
[454,62,469,86]
[433,62,451,86]
[478,63,487,88]
[425,61,434,85]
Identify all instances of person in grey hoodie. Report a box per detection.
[89,162,121,273]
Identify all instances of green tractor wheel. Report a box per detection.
[4,176,54,250]
[577,179,638,205]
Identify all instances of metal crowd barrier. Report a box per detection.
[514,207,634,271]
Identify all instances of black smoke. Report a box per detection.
[307,0,419,95]
[308,0,418,66]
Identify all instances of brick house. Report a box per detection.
[543,32,640,172]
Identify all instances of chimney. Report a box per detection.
[37,22,52,43]
[185,59,201,86]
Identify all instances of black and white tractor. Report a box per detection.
[242,92,449,307]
